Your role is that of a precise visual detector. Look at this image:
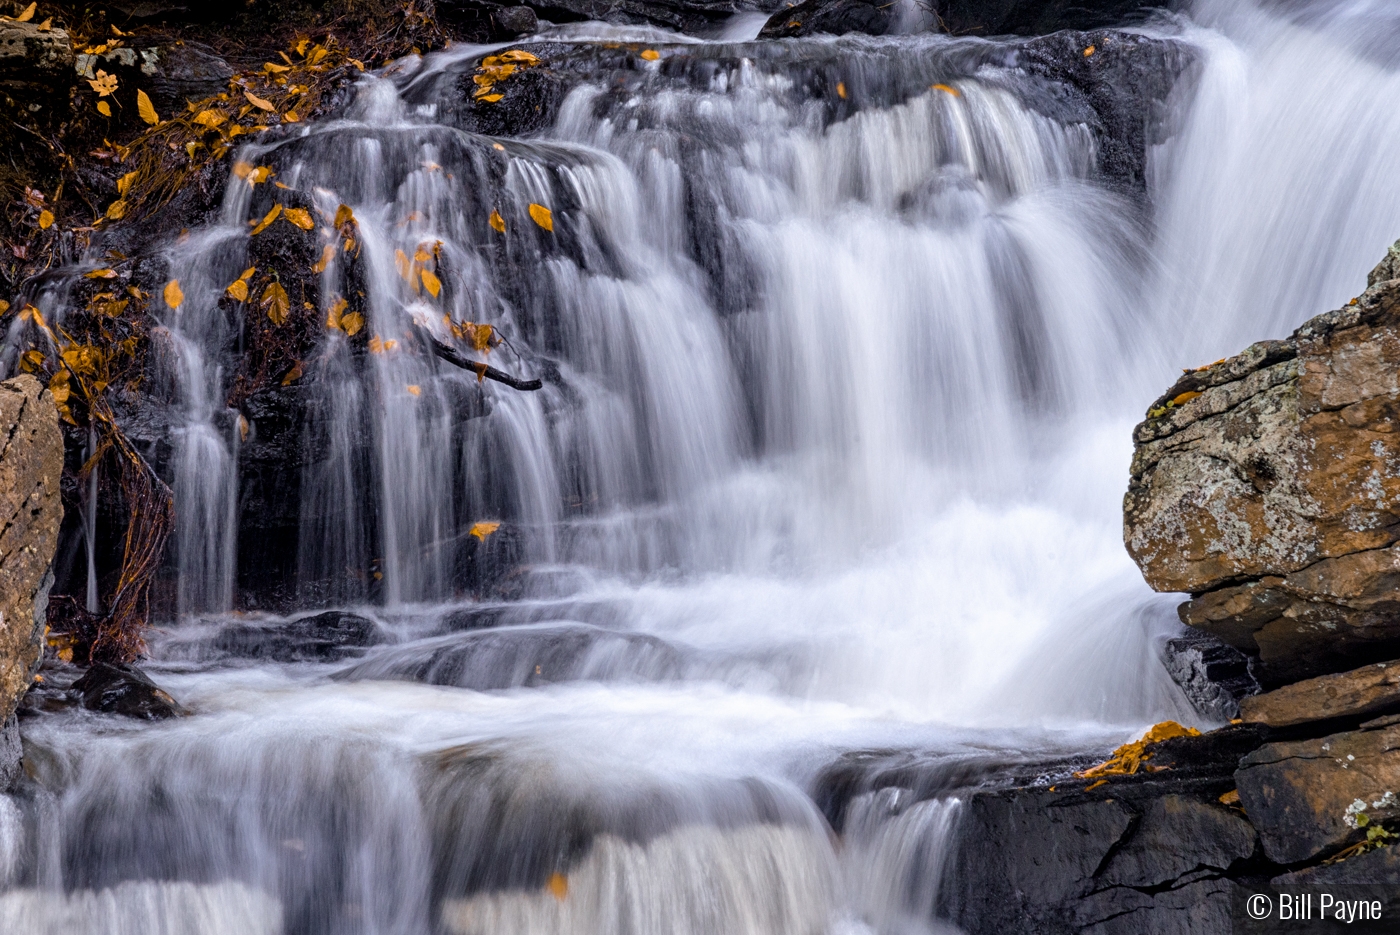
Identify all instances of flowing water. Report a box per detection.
[7,0,1400,931]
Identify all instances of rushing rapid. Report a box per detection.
[6,0,1400,932]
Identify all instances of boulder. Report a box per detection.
[1241,660,1400,729]
[70,662,183,720]
[1125,246,1400,684]
[0,19,73,86]
[1235,721,1400,864]
[0,376,64,775]
[145,42,234,114]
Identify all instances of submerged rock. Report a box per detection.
[212,611,385,663]
[70,662,184,720]
[1126,244,1400,685]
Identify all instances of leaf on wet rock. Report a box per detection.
[262,281,290,324]
[406,384,421,396]
[339,311,363,336]
[250,204,283,234]
[226,278,249,302]
[470,521,502,541]
[37,210,53,230]
[421,269,442,297]
[137,89,159,126]
[164,280,184,309]
[368,335,398,354]
[281,360,303,385]
[193,109,227,129]
[84,268,118,280]
[836,81,847,99]
[312,244,336,274]
[105,199,127,220]
[245,90,276,112]
[88,70,118,97]
[96,100,111,117]
[489,209,505,233]
[326,295,348,329]
[395,248,412,280]
[334,204,356,229]
[931,83,960,97]
[640,49,660,61]
[284,207,315,230]
[528,203,553,232]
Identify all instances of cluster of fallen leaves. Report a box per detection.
[1074,720,1200,786]
[471,49,541,103]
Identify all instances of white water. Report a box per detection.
[7,0,1400,931]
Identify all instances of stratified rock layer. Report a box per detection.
[0,376,64,747]
[1126,245,1400,684]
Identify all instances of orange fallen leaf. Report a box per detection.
[136,89,159,125]
[164,280,184,309]
[105,199,127,220]
[640,49,659,61]
[84,268,118,279]
[245,90,276,112]
[312,243,336,274]
[226,278,249,302]
[489,209,506,233]
[470,521,502,541]
[406,384,421,396]
[1083,45,1096,57]
[281,360,304,385]
[421,268,442,297]
[14,3,35,23]
[250,204,283,234]
[339,311,363,336]
[528,203,553,232]
[284,207,314,230]
[931,83,960,97]
[335,204,355,229]
[262,281,289,324]
[96,100,111,117]
[117,170,139,197]
[836,81,847,99]
[88,70,118,97]
[37,210,53,230]
[1169,390,1202,407]
[193,109,227,129]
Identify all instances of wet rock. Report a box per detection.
[761,0,1173,39]
[495,5,539,34]
[146,42,234,114]
[1162,629,1261,721]
[212,611,385,663]
[0,377,64,739]
[1241,660,1400,730]
[338,622,682,688]
[1126,246,1400,685]
[1235,722,1400,864]
[1276,840,1400,884]
[70,662,183,720]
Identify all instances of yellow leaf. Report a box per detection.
[931,83,960,97]
[470,521,502,542]
[88,70,118,97]
[238,414,249,442]
[105,199,127,220]
[232,161,253,179]
[226,278,249,302]
[640,49,660,61]
[339,311,363,336]
[262,281,289,325]
[498,50,540,65]
[528,203,553,232]
[193,109,227,129]
[136,89,159,125]
[489,209,506,233]
[84,268,117,279]
[477,93,503,103]
[334,204,356,229]
[395,249,412,280]
[250,203,283,234]
[37,209,53,229]
[406,384,421,396]
[239,266,257,281]
[117,170,139,197]
[96,100,111,117]
[468,322,494,352]
[326,295,348,329]
[281,360,303,385]
[421,269,442,297]
[244,90,276,112]
[284,207,314,230]
[369,335,385,354]
[836,81,847,100]
[0,299,8,315]
[48,370,69,405]
[19,304,44,327]
[250,166,274,184]
[263,62,290,73]
[36,16,48,29]
[308,45,328,66]
[164,280,184,309]
[14,2,35,22]
[312,243,336,274]
[1169,390,1202,407]
[1083,45,1096,57]
[295,38,311,56]
[414,246,432,263]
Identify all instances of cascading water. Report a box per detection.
[6,0,1400,931]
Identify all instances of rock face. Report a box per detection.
[0,19,74,85]
[0,376,64,757]
[1126,245,1400,684]
[1162,629,1260,721]
[761,0,1173,39]
[1240,661,1400,729]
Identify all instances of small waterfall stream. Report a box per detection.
[6,0,1400,931]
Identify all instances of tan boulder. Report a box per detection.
[0,375,64,730]
[1125,245,1400,683]
[1240,660,1400,728]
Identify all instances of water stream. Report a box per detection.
[7,0,1400,931]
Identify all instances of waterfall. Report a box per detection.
[7,0,1400,932]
